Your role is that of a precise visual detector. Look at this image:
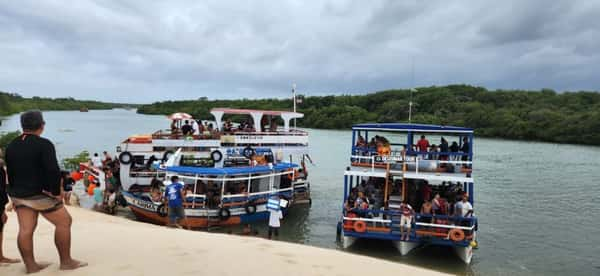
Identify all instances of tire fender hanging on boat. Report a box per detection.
[244,202,257,215]
[157,204,168,217]
[119,152,133,165]
[210,150,223,162]
[218,207,231,221]
[243,146,256,159]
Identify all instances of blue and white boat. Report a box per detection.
[337,123,478,264]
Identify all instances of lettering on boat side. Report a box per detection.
[131,198,157,211]
[237,135,264,140]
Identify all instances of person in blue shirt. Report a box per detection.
[164,176,187,228]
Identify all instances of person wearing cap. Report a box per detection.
[4,110,87,273]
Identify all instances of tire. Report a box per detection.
[218,208,231,221]
[242,146,256,159]
[162,150,175,162]
[157,204,168,217]
[244,203,257,215]
[119,152,133,165]
[210,150,223,162]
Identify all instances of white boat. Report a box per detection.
[115,108,311,206]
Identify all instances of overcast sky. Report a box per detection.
[1,0,599,103]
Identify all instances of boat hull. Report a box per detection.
[123,192,273,228]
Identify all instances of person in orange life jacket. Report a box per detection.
[399,199,414,241]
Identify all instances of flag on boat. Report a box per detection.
[267,198,280,211]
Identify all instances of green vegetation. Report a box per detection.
[137,84,600,145]
[0,91,127,116]
[0,131,20,151]
[62,151,90,171]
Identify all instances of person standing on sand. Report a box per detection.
[0,148,20,265]
[164,175,187,228]
[5,110,87,273]
[267,196,283,240]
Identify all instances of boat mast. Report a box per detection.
[409,57,415,124]
[292,83,297,129]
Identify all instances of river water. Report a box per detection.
[1,109,599,276]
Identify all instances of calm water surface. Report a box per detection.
[2,109,599,276]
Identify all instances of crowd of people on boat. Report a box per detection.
[354,134,472,164]
[344,177,474,238]
[167,114,285,138]
[170,119,218,137]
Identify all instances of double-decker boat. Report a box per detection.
[337,123,478,264]
[115,108,311,205]
[122,149,303,227]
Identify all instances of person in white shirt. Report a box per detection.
[456,195,473,217]
[268,208,283,240]
[399,200,414,241]
[91,153,102,168]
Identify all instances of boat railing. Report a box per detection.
[350,154,473,176]
[148,128,308,141]
[342,209,477,242]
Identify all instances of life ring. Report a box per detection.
[210,150,223,162]
[449,228,465,242]
[353,220,367,233]
[218,208,231,221]
[157,204,167,217]
[162,150,175,162]
[242,146,256,159]
[244,203,257,215]
[119,152,133,165]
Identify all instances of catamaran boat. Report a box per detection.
[337,123,478,264]
[121,149,302,227]
[115,108,311,206]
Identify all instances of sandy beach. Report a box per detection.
[0,206,448,276]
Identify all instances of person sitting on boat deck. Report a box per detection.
[450,141,459,161]
[164,176,187,228]
[181,120,194,136]
[420,199,433,224]
[223,119,233,133]
[399,199,415,241]
[344,189,358,212]
[416,135,430,159]
[355,135,367,148]
[354,192,369,216]
[429,144,439,160]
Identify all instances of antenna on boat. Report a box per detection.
[292,83,297,129]
[409,57,416,124]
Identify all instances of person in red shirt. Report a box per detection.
[416,135,430,159]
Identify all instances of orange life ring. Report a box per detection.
[449,228,465,242]
[353,220,367,233]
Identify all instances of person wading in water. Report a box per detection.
[5,110,87,273]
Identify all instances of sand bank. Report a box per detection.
[1,207,448,275]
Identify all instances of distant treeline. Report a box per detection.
[138,84,600,145]
[0,91,132,117]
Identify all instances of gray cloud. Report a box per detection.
[0,0,598,103]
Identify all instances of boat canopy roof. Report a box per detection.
[157,162,298,176]
[210,108,303,132]
[210,108,303,117]
[352,123,473,134]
